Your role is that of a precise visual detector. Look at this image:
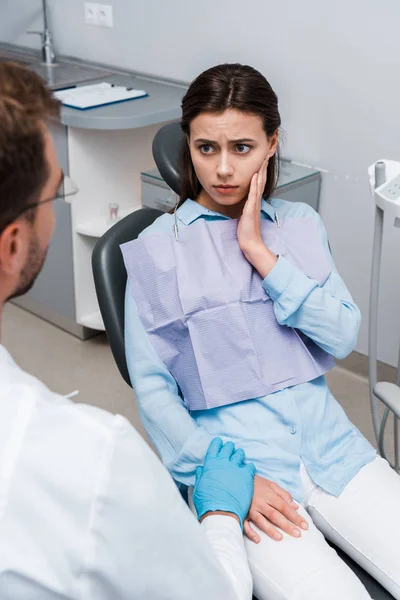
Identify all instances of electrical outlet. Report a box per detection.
[98,4,113,28]
[380,175,400,202]
[84,2,98,25]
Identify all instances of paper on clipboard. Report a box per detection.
[54,82,148,110]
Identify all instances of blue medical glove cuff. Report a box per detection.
[195,501,245,529]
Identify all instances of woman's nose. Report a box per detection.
[216,153,234,178]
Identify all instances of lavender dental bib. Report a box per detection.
[121,216,335,411]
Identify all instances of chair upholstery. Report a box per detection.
[152,120,183,195]
[92,207,162,386]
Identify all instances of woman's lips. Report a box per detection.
[214,186,239,195]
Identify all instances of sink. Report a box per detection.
[30,62,113,90]
[0,49,112,90]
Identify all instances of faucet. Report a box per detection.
[27,0,56,65]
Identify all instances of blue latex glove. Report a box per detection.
[193,437,256,529]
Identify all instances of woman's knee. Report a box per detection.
[245,519,371,600]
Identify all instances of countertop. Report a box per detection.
[0,42,187,130]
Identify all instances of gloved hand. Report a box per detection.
[193,437,256,529]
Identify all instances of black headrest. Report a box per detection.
[152,121,184,196]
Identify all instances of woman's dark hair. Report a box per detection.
[178,63,281,207]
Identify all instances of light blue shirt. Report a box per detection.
[124,197,376,503]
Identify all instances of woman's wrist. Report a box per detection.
[242,242,278,279]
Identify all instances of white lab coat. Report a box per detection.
[0,345,252,599]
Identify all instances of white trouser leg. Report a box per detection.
[244,502,371,600]
[190,456,400,600]
[189,485,370,599]
[305,456,400,599]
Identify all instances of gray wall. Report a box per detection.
[2,0,400,365]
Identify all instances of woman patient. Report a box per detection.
[123,63,400,599]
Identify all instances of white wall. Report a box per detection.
[2,0,400,365]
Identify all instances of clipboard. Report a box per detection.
[54,82,148,110]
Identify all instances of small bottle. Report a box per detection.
[107,202,120,227]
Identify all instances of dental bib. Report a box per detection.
[121,215,334,411]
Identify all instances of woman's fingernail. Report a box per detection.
[292,529,301,538]
[301,521,308,530]
[274,532,283,541]
[291,500,298,508]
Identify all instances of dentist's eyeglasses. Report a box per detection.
[26,173,79,209]
[0,173,79,234]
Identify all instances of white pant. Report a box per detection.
[244,456,400,600]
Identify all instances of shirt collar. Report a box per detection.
[177,198,277,226]
[0,345,14,366]
[261,199,277,222]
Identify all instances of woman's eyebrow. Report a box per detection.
[194,137,256,144]
[229,138,256,143]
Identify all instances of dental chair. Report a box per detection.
[92,121,394,600]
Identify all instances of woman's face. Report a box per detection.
[188,108,278,217]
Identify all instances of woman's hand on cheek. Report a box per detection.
[237,157,267,254]
[243,475,309,544]
[237,156,278,279]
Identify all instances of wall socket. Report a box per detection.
[84,2,113,28]
[98,4,113,27]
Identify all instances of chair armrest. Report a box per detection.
[374,382,400,419]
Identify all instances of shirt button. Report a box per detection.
[290,427,296,434]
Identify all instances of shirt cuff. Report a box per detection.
[200,514,242,536]
[262,255,298,302]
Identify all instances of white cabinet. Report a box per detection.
[13,67,186,338]
[68,123,166,335]
[12,121,79,334]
